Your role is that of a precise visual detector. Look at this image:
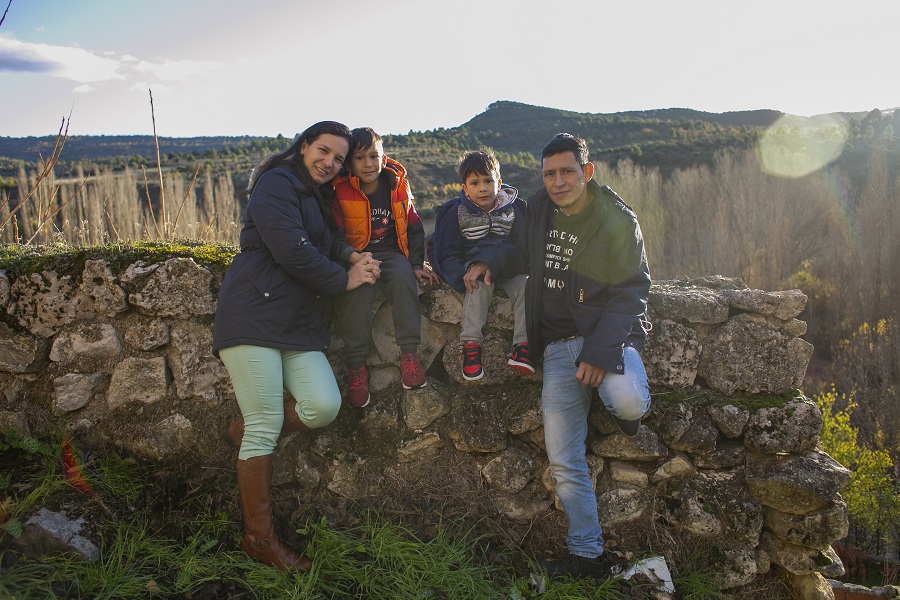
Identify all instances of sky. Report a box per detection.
[1,0,898,139]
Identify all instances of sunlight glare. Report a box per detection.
[757,114,849,178]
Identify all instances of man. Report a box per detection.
[525,133,652,579]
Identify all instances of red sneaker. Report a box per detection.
[462,341,484,381]
[400,353,427,389]
[346,365,371,408]
[508,342,535,375]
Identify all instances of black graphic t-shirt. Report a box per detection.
[363,174,398,251]
[540,202,595,344]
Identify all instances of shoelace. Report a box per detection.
[402,357,418,374]
[349,372,365,388]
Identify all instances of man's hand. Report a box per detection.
[575,361,606,387]
[463,262,491,294]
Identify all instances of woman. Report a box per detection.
[212,121,378,572]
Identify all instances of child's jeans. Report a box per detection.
[336,249,422,367]
[460,273,527,345]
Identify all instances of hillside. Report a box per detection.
[2,100,898,202]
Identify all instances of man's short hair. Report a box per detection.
[541,133,589,166]
[349,127,382,153]
[458,149,500,181]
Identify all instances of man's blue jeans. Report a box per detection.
[541,337,651,557]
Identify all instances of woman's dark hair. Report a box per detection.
[247,120,351,229]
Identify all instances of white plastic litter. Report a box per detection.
[615,555,675,594]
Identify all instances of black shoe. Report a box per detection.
[612,415,641,437]
[538,553,612,579]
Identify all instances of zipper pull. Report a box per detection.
[579,289,584,302]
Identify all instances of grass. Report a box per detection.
[0,429,646,599]
[0,238,238,280]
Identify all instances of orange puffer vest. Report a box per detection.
[333,157,411,256]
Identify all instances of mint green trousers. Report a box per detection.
[219,345,341,459]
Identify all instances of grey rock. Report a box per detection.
[591,427,668,461]
[649,281,730,323]
[167,321,214,399]
[763,499,849,549]
[598,488,648,526]
[22,508,99,561]
[49,322,122,363]
[707,403,750,438]
[124,318,170,351]
[397,432,443,463]
[698,313,814,395]
[53,372,106,413]
[402,385,450,431]
[0,270,10,307]
[744,397,822,454]
[713,548,759,590]
[784,572,836,600]
[482,447,534,494]
[661,470,763,545]
[107,356,169,409]
[650,452,696,482]
[724,288,808,320]
[127,258,216,317]
[643,318,702,388]
[491,494,553,522]
[608,460,649,488]
[746,451,851,514]
[423,287,463,324]
[759,531,844,576]
[0,322,49,373]
[693,439,746,469]
[8,270,80,336]
[447,393,508,453]
[78,260,128,317]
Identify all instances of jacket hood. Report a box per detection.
[458,183,519,213]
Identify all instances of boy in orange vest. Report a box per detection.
[332,127,438,407]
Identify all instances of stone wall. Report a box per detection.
[0,256,850,593]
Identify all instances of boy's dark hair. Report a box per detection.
[350,127,382,153]
[457,149,500,182]
[541,133,589,166]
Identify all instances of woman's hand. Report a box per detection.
[346,256,381,290]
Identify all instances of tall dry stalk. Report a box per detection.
[0,0,11,29]
[0,116,72,238]
[149,89,167,238]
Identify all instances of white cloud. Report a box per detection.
[131,59,226,81]
[0,35,224,87]
[73,84,94,93]
[0,35,123,82]
[129,81,173,95]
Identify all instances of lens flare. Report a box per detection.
[757,114,849,178]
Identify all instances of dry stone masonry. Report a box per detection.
[0,255,847,594]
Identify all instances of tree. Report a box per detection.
[817,389,900,556]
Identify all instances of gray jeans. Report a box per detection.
[336,250,422,368]
[460,273,527,345]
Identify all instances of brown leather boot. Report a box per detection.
[236,454,312,572]
[226,400,310,449]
